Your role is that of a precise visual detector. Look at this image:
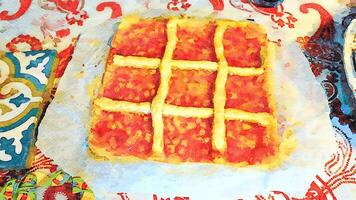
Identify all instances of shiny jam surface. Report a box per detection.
[112,19,168,58]
[225,120,276,164]
[102,67,160,103]
[163,116,213,162]
[166,69,216,108]
[91,110,154,159]
[173,22,217,61]
[225,74,271,113]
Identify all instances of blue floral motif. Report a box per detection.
[0,137,16,154]
[0,109,38,169]
[9,94,30,108]
[5,50,57,92]
[24,50,55,78]
[0,50,57,169]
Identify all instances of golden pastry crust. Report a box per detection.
[89,16,291,167]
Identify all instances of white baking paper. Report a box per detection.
[37,7,341,200]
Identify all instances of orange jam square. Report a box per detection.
[111,19,168,58]
[223,25,267,67]
[163,116,213,162]
[166,69,216,108]
[90,110,154,159]
[225,74,271,113]
[102,67,160,103]
[173,22,217,61]
[225,120,276,164]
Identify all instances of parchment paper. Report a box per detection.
[37,6,342,200]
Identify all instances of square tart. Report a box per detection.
[89,16,281,166]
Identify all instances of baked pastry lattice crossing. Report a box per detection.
[89,16,279,165]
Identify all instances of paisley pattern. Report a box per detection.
[254,4,356,200]
[0,50,57,169]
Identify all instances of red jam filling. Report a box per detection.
[225,120,276,164]
[112,19,168,58]
[163,116,213,162]
[223,25,266,67]
[225,75,271,113]
[92,19,278,164]
[102,67,160,103]
[173,22,217,61]
[91,110,153,158]
[166,69,216,108]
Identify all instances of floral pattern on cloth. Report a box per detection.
[0,50,57,169]
[0,148,94,200]
[255,4,356,200]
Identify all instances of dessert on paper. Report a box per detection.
[89,16,289,167]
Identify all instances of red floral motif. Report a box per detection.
[303,178,331,200]
[118,192,131,200]
[310,63,324,76]
[56,28,71,38]
[30,149,58,173]
[230,0,297,28]
[39,0,89,26]
[55,37,78,78]
[37,14,70,44]
[209,0,224,11]
[254,129,354,200]
[297,3,355,133]
[39,14,66,36]
[96,2,122,19]
[270,7,297,28]
[296,36,311,49]
[6,34,42,52]
[65,9,88,26]
[167,0,191,12]
[0,0,32,20]
[43,183,77,200]
[297,39,343,73]
[299,3,335,41]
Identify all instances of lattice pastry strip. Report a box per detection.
[94,97,273,125]
[212,22,229,155]
[111,55,265,76]
[89,16,279,165]
[150,18,179,157]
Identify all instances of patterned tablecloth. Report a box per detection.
[0,0,355,199]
